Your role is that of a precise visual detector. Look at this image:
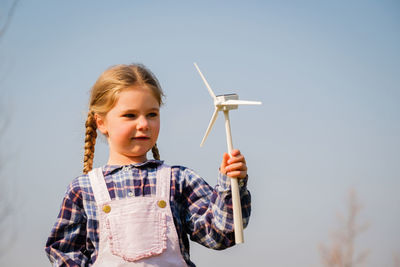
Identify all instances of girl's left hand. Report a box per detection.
[220,149,247,179]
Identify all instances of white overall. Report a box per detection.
[88,165,188,267]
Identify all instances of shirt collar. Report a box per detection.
[102,160,164,176]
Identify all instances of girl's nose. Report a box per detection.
[137,116,149,130]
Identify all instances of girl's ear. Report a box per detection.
[95,114,108,135]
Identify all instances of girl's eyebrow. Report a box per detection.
[121,107,160,113]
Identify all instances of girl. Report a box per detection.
[45,64,251,267]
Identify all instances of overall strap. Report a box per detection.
[88,167,111,205]
[156,164,171,199]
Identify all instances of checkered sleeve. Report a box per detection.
[45,182,91,267]
[181,168,251,249]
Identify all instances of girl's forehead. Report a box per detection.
[114,87,160,109]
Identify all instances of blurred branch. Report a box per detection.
[0,0,19,259]
[319,188,369,267]
[0,0,19,40]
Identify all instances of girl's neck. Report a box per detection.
[107,153,148,166]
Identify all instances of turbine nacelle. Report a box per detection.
[215,94,239,111]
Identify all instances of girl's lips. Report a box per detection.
[133,136,150,140]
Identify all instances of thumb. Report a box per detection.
[220,152,230,174]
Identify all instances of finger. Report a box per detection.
[225,162,247,173]
[230,149,241,157]
[228,154,246,165]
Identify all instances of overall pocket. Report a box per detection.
[106,210,167,262]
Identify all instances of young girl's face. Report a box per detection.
[96,86,160,165]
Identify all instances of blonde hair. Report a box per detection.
[83,64,164,174]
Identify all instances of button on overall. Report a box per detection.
[158,200,167,208]
[102,205,111,213]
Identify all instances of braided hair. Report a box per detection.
[83,112,97,174]
[151,143,160,160]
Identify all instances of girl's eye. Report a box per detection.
[123,114,136,118]
[148,112,158,118]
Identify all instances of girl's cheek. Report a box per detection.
[151,120,161,131]
[120,126,135,137]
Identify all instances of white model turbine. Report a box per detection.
[194,62,261,244]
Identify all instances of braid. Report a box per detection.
[151,143,160,160]
[83,112,97,174]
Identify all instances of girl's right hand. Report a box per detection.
[220,149,247,179]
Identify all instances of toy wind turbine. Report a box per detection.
[194,62,261,244]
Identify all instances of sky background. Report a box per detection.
[0,1,399,266]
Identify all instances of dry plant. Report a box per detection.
[319,188,369,267]
[394,253,400,267]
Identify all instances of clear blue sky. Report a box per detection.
[1,1,399,266]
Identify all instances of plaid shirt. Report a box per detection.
[45,160,251,267]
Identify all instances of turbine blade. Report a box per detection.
[194,62,217,100]
[220,99,262,105]
[200,108,219,147]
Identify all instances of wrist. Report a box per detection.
[217,173,248,191]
